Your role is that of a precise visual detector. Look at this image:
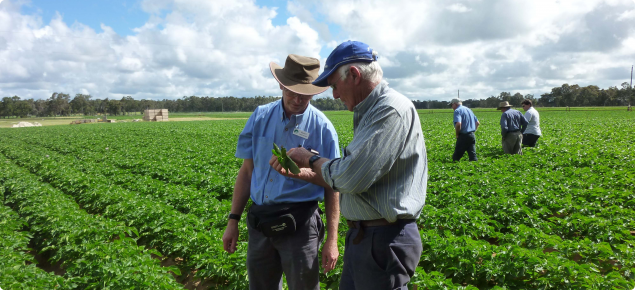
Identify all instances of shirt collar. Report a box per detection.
[278,99,309,125]
[354,80,388,118]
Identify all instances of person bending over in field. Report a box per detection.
[221,54,340,290]
[271,41,427,290]
[497,101,528,155]
[450,98,480,161]
[521,99,541,147]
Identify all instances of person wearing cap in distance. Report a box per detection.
[520,99,541,147]
[269,41,427,290]
[450,98,480,161]
[221,54,341,290]
[497,101,528,155]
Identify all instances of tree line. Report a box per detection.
[1,82,633,118]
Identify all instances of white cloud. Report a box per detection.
[0,0,634,101]
[617,9,635,20]
[0,0,322,100]
[446,3,471,13]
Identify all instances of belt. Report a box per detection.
[508,130,520,133]
[346,219,412,245]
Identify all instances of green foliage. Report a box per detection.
[0,205,67,289]
[0,156,183,289]
[0,110,634,289]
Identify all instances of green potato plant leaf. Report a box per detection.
[272,143,301,174]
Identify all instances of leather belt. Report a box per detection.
[347,218,394,228]
[346,219,398,245]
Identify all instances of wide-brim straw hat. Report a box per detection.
[270,54,328,96]
[497,101,512,110]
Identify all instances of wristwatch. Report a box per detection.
[228,213,241,221]
[308,154,322,169]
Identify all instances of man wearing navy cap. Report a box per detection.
[271,41,427,290]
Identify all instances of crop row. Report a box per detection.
[0,142,249,289]
[0,155,183,289]
[8,135,232,224]
[0,203,66,289]
[7,122,243,199]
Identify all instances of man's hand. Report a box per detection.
[286,147,314,168]
[222,220,239,254]
[270,154,316,178]
[322,237,339,272]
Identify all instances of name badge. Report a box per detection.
[293,128,310,139]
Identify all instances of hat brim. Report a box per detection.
[312,67,335,87]
[497,105,512,110]
[270,62,327,95]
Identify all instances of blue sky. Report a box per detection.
[1,0,634,101]
[21,0,149,35]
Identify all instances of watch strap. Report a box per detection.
[228,213,241,221]
[309,154,321,168]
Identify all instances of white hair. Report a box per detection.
[336,51,383,83]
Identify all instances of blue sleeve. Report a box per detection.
[322,122,341,160]
[500,113,508,135]
[453,110,462,124]
[235,109,257,159]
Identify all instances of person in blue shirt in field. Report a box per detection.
[497,101,528,155]
[222,54,341,290]
[450,98,480,161]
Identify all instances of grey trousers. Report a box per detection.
[339,220,422,290]
[502,131,523,155]
[247,209,324,290]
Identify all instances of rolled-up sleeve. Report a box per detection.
[321,106,406,195]
[235,111,257,159]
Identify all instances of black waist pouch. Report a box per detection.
[247,201,318,237]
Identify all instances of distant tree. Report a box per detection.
[70,94,92,115]
[106,99,122,116]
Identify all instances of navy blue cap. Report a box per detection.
[312,40,378,87]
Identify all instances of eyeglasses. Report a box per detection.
[329,71,348,91]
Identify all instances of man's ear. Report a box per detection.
[279,83,284,90]
[349,66,362,85]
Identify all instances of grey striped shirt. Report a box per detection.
[321,81,428,222]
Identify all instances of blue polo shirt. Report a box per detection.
[235,100,340,205]
[453,105,478,134]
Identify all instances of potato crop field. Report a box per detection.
[1,110,634,290]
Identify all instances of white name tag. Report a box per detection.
[293,128,310,139]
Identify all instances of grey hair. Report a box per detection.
[336,51,383,83]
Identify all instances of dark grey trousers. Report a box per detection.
[339,220,422,290]
[247,209,324,290]
[453,132,477,161]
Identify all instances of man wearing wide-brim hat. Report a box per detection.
[222,54,341,290]
[497,101,528,155]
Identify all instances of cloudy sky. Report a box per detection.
[0,0,633,101]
